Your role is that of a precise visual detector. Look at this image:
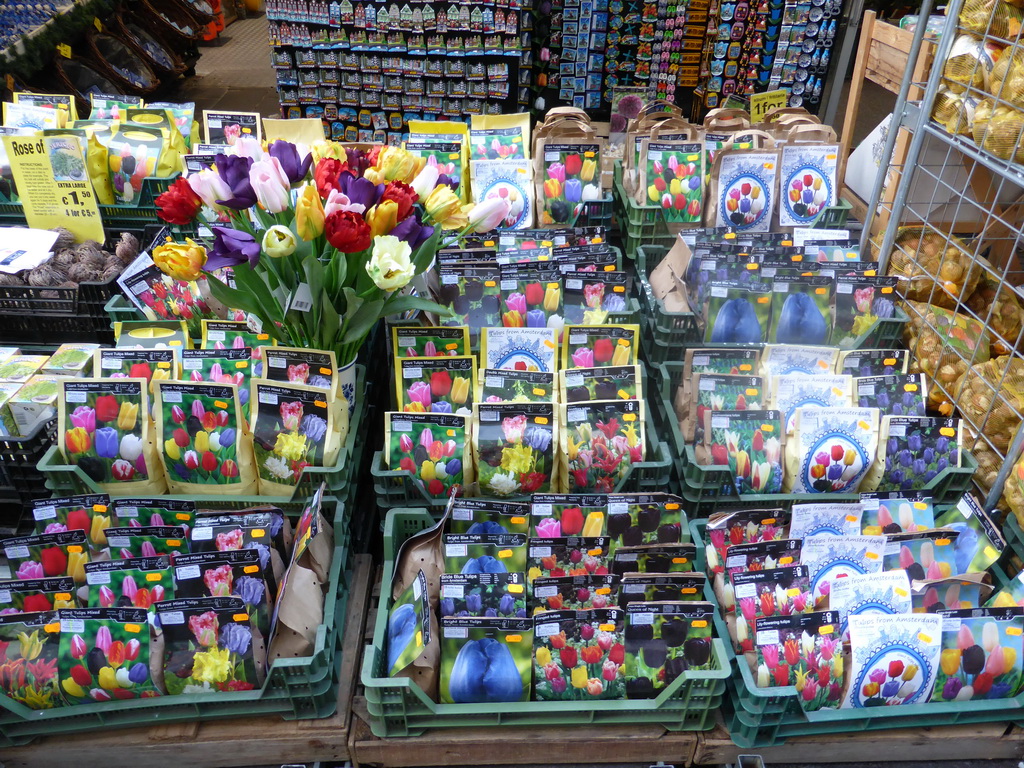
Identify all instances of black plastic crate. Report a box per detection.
[0,417,56,530]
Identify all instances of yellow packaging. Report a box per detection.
[13,92,77,126]
[407,120,470,202]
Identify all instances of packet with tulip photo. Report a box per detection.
[718,538,803,612]
[931,607,1024,703]
[180,349,253,407]
[612,544,697,576]
[754,609,843,711]
[836,348,910,377]
[94,348,179,387]
[108,125,166,204]
[800,534,887,610]
[562,399,646,493]
[861,492,935,536]
[832,275,899,348]
[173,550,271,638]
[685,373,765,445]
[443,533,529,576]
[498,262,562,328]
[470,159,534,229]
[530,494,608,537]
[85,556,174,615]
[882,530,961,580]
[103,526,189,562]
[405,139,466,200]
[118,264,218,340]
[384,411,470,498]
[526,536,611,589]
[843,613,942,709]
[532,574,620,614]
[624,601,716,699]
[864,416,964,493]
[783,407,879,494]
[855,374,927,417]
[201,320,274,356]
[4,530,90,584]
[396,355,475,415]
[532,608,625,701]
[731,566,813,652]
[479,368,556,403]
[918,575,992,613]
[536,141,602,227]
[708,150,779,233]
[704,509,791,577]
[190,511,289,596]
[701,409,784,495]
[448,499,529,536]
[261,346,340,401]
[703,280,772,344]
[778,144,839,228]
[935,493,1005,574]
[605,493,686,552]
[769,276,834,346]
[440,573,527,618]
[480,327,559,372]
[561,365,642,405]
[391,326,471,358]
[562,325,640,370]
[439,616,533,703]
[0,610,63,709]
[562,271,631,325]
[31,493,112,557]
[58,607,160,704]
[0,577,76,613]
[387,570,430,678]
[829,570,912,640]
[437,263,502,341]
[474,402,556,496]
[618,573,707,608]
[111,497,197,531]
[789,503,864,539]
[638,140,705,224]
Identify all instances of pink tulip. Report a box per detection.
[399,434,414,452]
[71,635,87,659]
[188,168,232,209]
[122,575,138,600]
[250,158,291,213]
[99,586,115,607]
[419,428,434,450]
[96,626,113,653]
[535,518,561,538]
[141,542,157,558]
[171,406,185,423]
[191,400,205,419]
[958,624,975,650]
[151,585,165,602]
[125,639,141,661]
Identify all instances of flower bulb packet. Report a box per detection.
[710,150,778,232]
[155,597,262,695]
[440,573,527,618]
[789,503,863,539]
[59,378,161,494]
[180,349,253,407]
[855,374,926,417]
[533,574,621,613]
[497,263,561,330]
[867,416,964,493]
[605,492,686,551]
[883,530,961,580]
[624,601,716,699]
[612,544,697,576]
[925,575,991,615]
[843,613,942,708]
[479,327,558,372]
[639,140,705,223]
[754,610,844,711]
[449,498,530,536]
[818,260,881,280]
[770,276,834,347]
[536,141,601,227]
[704,509,791,575]
[471,159,534,229]
[387,571,429,677]
[760,344,840,378]
[158,381,256,494]
[4,530,90,584]
[0,355,49,383]
[104,526,189,562]
[759,254,823,281]
[935,493,1005,574]
[0,577,76,613]
[561,365,642,405]
[860,492,935,536]
[173,550,270,637]
[396,356,475,416]
[479,368,555,404]
[85,556,173,614]
[830,570,912,641]
[562,271,631,326]
[681,348,761,414]
[440,616,533,703]
[493,247,552,267]
[443,533,529,576]
[58,607,159,704]
[406,139,465,200]
[195,506,291,561]
[200,320,274,356]
[932,606,1024,702]
[562,325,640,370]
[384,411,470,498]
[800,534,886,610]
[784,407,878,494]
[563,399,646,493]
[111,497,197,531]
[832,275,899,347]
[532,608,625,701]
[94,348,178,387]
[0,610,62,709]
[436,246,498,267]
[619,573,707,608]
[190,513,287,597]
[527,536,611,585]
[779,144,839,227]
[391,326,471,359]
[771,374,854,435]
[261,346,340,401]
[689,256,762,314]
[31,493,111,557]
[686,373,764,445]
[719,539,803,612]
[531,494,608,538]
[703,409,784,495]
[732,566,813,652]
[551,244,619,274]
[474,402,555,496]
[499,226,608,250]
[703,280,772,344]
[807,240,861,263]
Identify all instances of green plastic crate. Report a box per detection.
[575,194,614,231]
[104,294,145,326]
[359,507,732,737]
[612,167,676,261]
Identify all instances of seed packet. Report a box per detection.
[779,144,839,227]
[114,320,189,350]
[719,538,803,612]
[771,374,854,434]
[562,325,640,369]
[784,407,879,494]
[0,355,49,382]
[173,550,270,637]
[917,573,992,613]
[754,610,843,711]
[704,509,791,576]
[866,416,964,493]
[832,276,899,347]
[59,378,162,494]
[531,494,608,537]
[4,530,90,583]
[480,327,558,372]
[104,526,189,561]
[612,545,698,576]
[385,411,470,498]
[855,374,927,417]
[109,125,165,203]
[479,368,555,403]
[770,276,834,346]
[111,498,196,532]
[789,503,864,539]
[836,349,910,377]
[156,381,256,495]
[190,513,287,597]
[537,142,601,227]
[703,281,772,344]
[495,246,552,266]
[562,400,646,493]
[440,573,527,618]
[759,345,839,378]
[85,556,173,613]
[533,574,621,613]
[94,348,178,386]
[711,151,778,232]
[148,101,196,149]
[438,263,502,340]
[201,320,274,356]
[686,373,764,444]
[935,494,1005,575]
[474,402,555,496]
[703,409,784,495]
[470,120,528,161]
[58,607,160,704]
[0,610,62,708]
[733,566,813,652]
[883,530,960,580]
[932,607,1024,702]
[443,533,529,575]
[624,601,716,699]
[43,343,99,377]
[0,577,76,613]
[440,616,533,703]
[830,571,912,640]
[203,110,261,145]
[605,493,686,551]
[155,597,262,695]
[471,159,534,228]
[562,271,631,326]
[532,608,625,700]
[261,346,339,399]
[449,499,530,535]
[639,141,705,223]
[801,534,886,609]
[861,492,935,536]
[396,356,475,415]
[391,326,471,359]
[619,573,707,608]
[527,537,611,585]
[843,613,942,708]
[387,571,430,676]
[31,494,111,556]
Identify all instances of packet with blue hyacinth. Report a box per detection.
[836,348,910,377]
[440,616,533,703]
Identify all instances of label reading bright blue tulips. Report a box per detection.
[444,533,528,576]
[440,573,527,619]
[449,499,530,536]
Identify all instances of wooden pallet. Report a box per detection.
[0,554,373,768]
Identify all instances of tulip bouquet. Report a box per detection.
[440,620,532,703]
[564,401,645,493]
[154,139,511,366]
[31,494,111,557]
[705,410,783,495]
[532,574,620,612]
[845,614,943,708]
[58,608,160,704]
[606,498,684,553]
[855,374,927,418]
[733,566,813,653]
[386,412,468,499]
[438,575,528,618]
[877,416,963,492]
[102,526,190,561]
[562,365,641,404]
[754,610,843,712]
[0,580,76,615]
[881,532,959,581]
[85,558,172,613]
[933,611,1024,702]
[624,604,715,699]
[526,538,611,587]
[475,405,555,496]
[538,143,601,225]
[157,383,245,489]
[4,531,90,584]
[0,612,62,710]
[533,610,626,701]
[396,356,474,415]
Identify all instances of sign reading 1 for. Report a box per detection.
[3,135,103,243]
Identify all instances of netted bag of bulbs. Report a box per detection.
[932,88,979,135]
[880,226,982,309]
[964,267,1024,355]
[942,34,998,94]
[1002,449,1024,529]
[952,355,1024,453]
[966,426,1003,494]
[989,45,1024,106]
[959,0,1024,39]
[972,97,1024,162]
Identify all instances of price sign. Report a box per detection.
[751,89,788,122]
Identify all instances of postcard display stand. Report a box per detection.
[268,0,529,142]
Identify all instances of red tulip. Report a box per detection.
[70,665,92,686]
[711,443,729,466]
[427,479,444,495]
[40,547,67,577]
[95,395,119,423]
[314,157,345,199]
[973,672,994,696]
[173,428,191,448]
[124,639,140,661]
[201,451,218,472]
[430,369,453,397]
[112,688,136,700]
[107,640,125,667]
[399,457,416,472]
[741,182,752,196]
[66,509,90,532]
[783,637,800,667]
[773,664,790,686]
[71,635,87,659]
[525,282,544,306]
[560,647,578,667]
[156,177,203,226]
[129,363,152,381]
[581,623,595,641]
[593,338,614,363]
[184,451,200,470]
[220,459,239,478]
[381,181,418,220]
[133,588,152,609]
[202,412,219,432]
[560,507,584,535]
[325,210,372,253]
[608,643,625,665]
[888,659,904,678]
[22,594,52,612]
[831,444,845,462]
[171,405,186,423]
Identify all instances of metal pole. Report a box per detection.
[820,0,865,127]
[986,421,1024,512]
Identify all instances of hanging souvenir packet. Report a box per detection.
[443,533,529,576]
[770,275,834,346]
[836,349,909,378]
[562,399,645,493]
[732,566,814,652]
[562,325,640,369]
[474,401,556,496]
[843,613,942,709]
[624,601,716,699]
[3,530,89,584]
[395,355,475,415]
[883,530,961,580]
[619,573,707,608]
[449,498,530,535]
[863,416,964,493]
[789,503,863,539]
[778,143,839,227]
[801,534,886,609]
[532,608,624,701]
[855,374,927,417]
[771,374,854,434]
[605,493,686,551]
[111,497,196,531]
[0,577,76,613]
[935,493,1005,574]
[830,570,913,640]
[31,494,111,557]
[704,509,791,577]
[861,492,935,536]
[932,606,1024,702]
[562,271,631,325]
[471,159,534,229]
[103,525,188,561]
[832,275,899,347]
[612,544,698,577]
[561,365,642,405]
[530,494,607,537]
[532,574,621,613]
[754,610,844,711]
[685,373,765,445]
[437,263,502,340]
[479,368,555,404]
[440,573,527,618]
[708,149,779,232]
[784,407,879,494]
[85,555,173,613]
[173,549,271,637]
[391,326,471,358]
[439,616,533,703]
[480,327,558,373]
[536,140,602,227]
[0,611,62,709]
[702,409,785,495]
[703,280,772,344]
[526,537,611,586]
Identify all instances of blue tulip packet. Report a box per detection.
[480,327,558,372]
[440,573,527,618]
[437,263,502,342]
[0,577,76,613]
[789,503,864,539]
[527,537,611,589]
[104,526,188,563]
[783,407,879,494]
[561,364,642,404]
[533,608,625,701]
[800,534,886,610]
[449,498,530,536]
[935,493,1005,574]
[916,576,992,613]
[619,573,707,608]
[686,373,765,445]
[561,324,641,369]
[760,344,839,378]
[31,493,111,558]
[439,616,533,703]
[703,280,772,344]
[443,533,529,575]
[0,610,63,709]
[532,574,620,613]
[860,492,935,536]
[479,368,555,403]
[702,409,785,496]
[932,607,1024,702]
[719,538,803,612]
[871,416,964,493]
[831,275,899,348]
[855,374,927,417]
[829,570,912,642]
[612,544,698,576]
[771,374,854,434]
[605,492,688,553]
[562,271,632,326]
[155,597,262,695]
[731,566,814,653]
[688,253,762,313]
[531,494,608,537]
[836,348,910,378]
[390,325,471,359]
[387,571,430,677]
[754,610,844,712]
[769,276,834,346]
[624,601,716,699]
[86,555,174,620]
[883,530,961,581]
[172,549,270,637]
[843,613,942,709]
[111,497,197,532]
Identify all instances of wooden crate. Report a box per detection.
[0,554,374,768]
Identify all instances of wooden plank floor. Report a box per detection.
[0,554,373,768]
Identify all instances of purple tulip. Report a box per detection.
[827,463,843,480]
[923,447,935,464]
[923,470,937,483]
[206,227,261,271]
[437,173,458,190]
[802,188,814,204]
[891,469,904,484]
[564,179,583,202]
[888,437,898,455]
[345,146,370,176]
[516,608,527,618]
[431,401,453,413]
[267,140,312,184]
[526,309,546,327]
[484,608,497,617]
[215,154,257,209]
[499,594,514,614]
[233,575,264,607]
[942,676,963,699]
[219,427,237,447]
[391,210,435,248]
[96,427,119,458]
[338,172,383,210]
[740,198,751,213]
[445,458,462,476]
[936,436,949,453]
[899,449,913,468]
[908,433,922,452]
[220,621,252,655]
[300,414,328,442]
[688,176,701,190]
[876,391,889,408]
[128,662,150,684]
[892,403,904,415]
[524,425,552,452]
[466,593,482,613]
[913,458,927,476]
[441,598,455,616]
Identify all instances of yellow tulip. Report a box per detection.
[736,449,751,479]
[423,185,463,227]
[543,285,560,313]
[582,511,605,537]
[18,630,43,661]
[1004,646,1018,671]
[62,678,86,698]
[669,178,682,196]
[832,652,843,681]
[567,434,580,461]
[311,140,347,162]
[194,431,210,453]
[152,237,207,282]
[940,648,961,676]
[648,184,660,202]
[367,199,399,238]
[295,182,325,240]
[421,460,436,481]
[164,438,181,462]
[580,158,597,182]
[91,515,109,548]
[571,665,588,689]
[117,401,138,431]
[528,566,542,581]
[366,146,423,184]
[794,666,807,693]
[901,662,918,681]
[536,647,552,666]
[450,376,470,405]
[68,551,88,582]
[98,666,118,690]
[611,343,630,366]
[404,401,426,413]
